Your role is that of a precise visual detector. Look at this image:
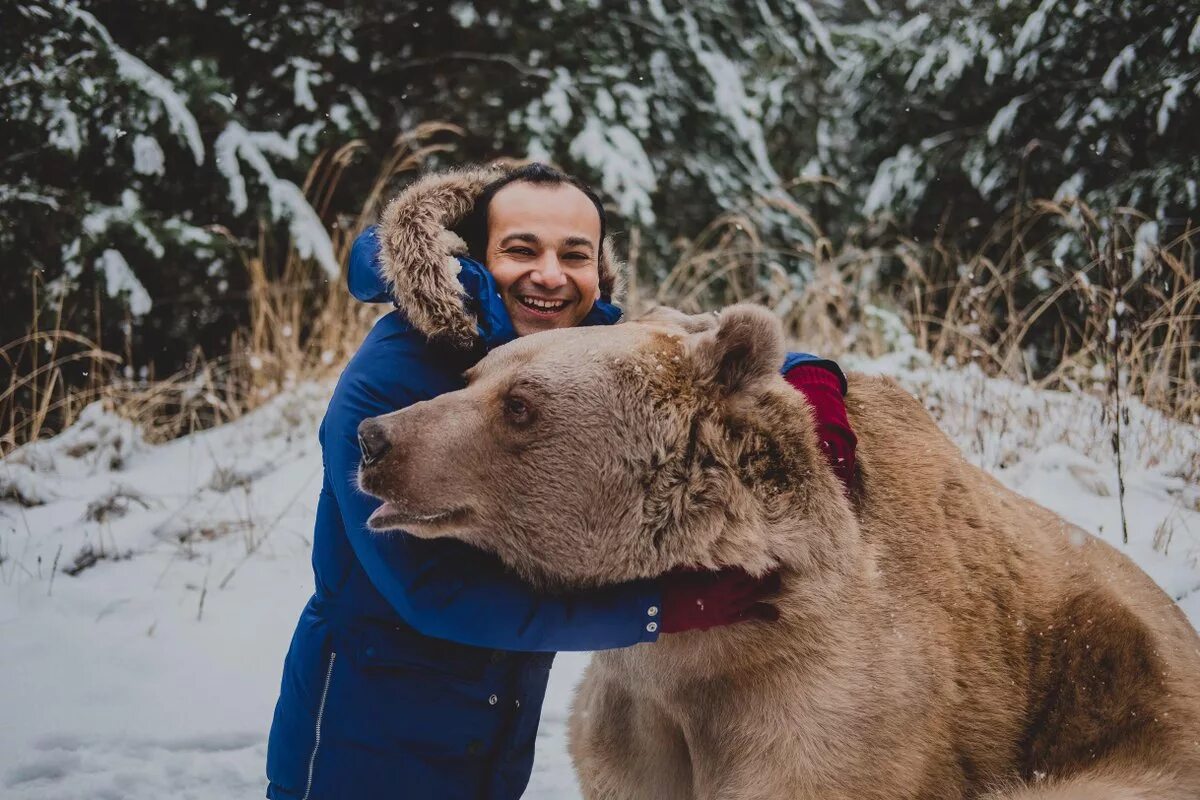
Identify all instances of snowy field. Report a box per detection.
[2,356,1198,799]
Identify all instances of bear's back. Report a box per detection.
[844,373,1200,781]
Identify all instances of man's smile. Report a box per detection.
[517,295,574,317]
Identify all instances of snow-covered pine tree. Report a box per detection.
[833,0,1200,242]
[11,0,1192,390]
[2,0,375,369]
[5,0,848,375]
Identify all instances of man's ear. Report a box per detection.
[690,304,785,395]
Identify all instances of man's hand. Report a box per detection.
[659,567,782,634]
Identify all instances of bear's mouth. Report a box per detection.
[367,502,468,532]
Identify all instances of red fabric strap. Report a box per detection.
[657,364,857,636]
[783,365,857,492]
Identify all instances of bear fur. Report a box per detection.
[358,303,1200,800]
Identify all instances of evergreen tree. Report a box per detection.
[4,0,1196,383]
[832,0,1200,242]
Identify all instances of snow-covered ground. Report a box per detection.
[2,358,1198,799]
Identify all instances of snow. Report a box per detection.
[987,96,1026,145]
[96,249,153,316]
[214,122,339,278]
[0,182,61,211]
[785,0,841,66]
[44,96,83,155]
[541,69,574,128]
[132,134,166,177]
[3,356,1198,798]
[1157,77,1185,135]
[568,117,658,225]
[1101,44,1136,92]
[81,190,165,260]
[290,58,320,112]
[864,142,936,216]
[450,2,478,27]
[1132,220,1159,279]
[679,11,781,190]
[1013,0,1059,54]
[63,3,205,166]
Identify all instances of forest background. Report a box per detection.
[3,0,1198,448]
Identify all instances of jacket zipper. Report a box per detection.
[302,651,337,800]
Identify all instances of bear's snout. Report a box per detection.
[357,418,391,466]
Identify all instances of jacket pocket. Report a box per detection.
[322,647,511,762]
[351,621,493,683]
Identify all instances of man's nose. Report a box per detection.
[358,419,391,465]
[530,255,567,289]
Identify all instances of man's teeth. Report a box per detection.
[520,297,569,311]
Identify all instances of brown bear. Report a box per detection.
[357,303,1200,800]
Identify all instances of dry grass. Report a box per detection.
[642,196,1198,425]
[4,142,1197,457]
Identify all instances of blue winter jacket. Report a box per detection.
[266,171,844,800]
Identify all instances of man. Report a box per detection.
[265,163,853,800]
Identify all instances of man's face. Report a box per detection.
[485,181,602,337]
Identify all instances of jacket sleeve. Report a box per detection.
[322,335,662,653]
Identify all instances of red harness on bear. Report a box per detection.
[658,365,858,633]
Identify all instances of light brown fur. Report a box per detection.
[358,304,1200,799]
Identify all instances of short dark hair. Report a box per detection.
[455,162,607,262]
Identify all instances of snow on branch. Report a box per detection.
[987,96,1026,144]
[679,11,780,189]
[97,248,153,316]
[60,1,205,166]
[214,122,339,278]
[568,117,657,224]
[864,140,940,216]
[1101,44,1136,92]
[1013,0,1060,54]
[785,0,843,67]
[1157,78,1186,135]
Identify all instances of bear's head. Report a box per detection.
[357,303,852,588]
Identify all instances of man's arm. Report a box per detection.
[324,348,663,652]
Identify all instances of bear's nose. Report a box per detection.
[357,419,391,465]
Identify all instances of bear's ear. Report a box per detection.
[690,304,785,396]
[635,305,720,334]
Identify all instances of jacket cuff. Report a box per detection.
[780,352,847,394]
[783,364,841,394]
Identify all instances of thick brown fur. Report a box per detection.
[376,163,624,353]
[358,303,1200,799]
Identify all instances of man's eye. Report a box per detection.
[505,247,535,256]
[563,252,590,261]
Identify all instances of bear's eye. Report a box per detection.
[503,394,532,424]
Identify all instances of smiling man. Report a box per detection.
[460,166,608,335]
[265,162,850,800]
[488,186,600,331]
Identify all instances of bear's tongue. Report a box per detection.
[368,502,458,527]
[368,502,403,526]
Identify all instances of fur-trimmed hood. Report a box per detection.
[350,164,624,354]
